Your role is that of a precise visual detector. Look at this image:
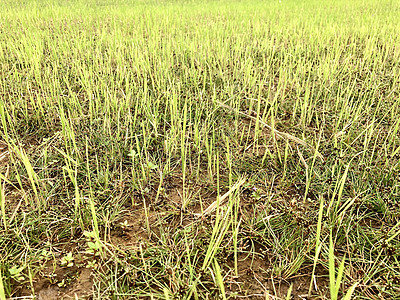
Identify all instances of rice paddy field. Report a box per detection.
[0,0,400,299]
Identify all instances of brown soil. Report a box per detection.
[18,262,94,300]
[35,268,93,300]
[0,140,8,168]
[109,208,149,249]
[62,268,93,300]
[226,252,329,299]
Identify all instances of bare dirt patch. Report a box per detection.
[225,252,329,299]
[62,268,94,300]
[12,240,95,300]
[0,140,8,168]
[110,208,149,249]
[18,263,94,300]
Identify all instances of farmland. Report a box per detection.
[0,0,400,299]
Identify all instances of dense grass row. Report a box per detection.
[0,0,400,298]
